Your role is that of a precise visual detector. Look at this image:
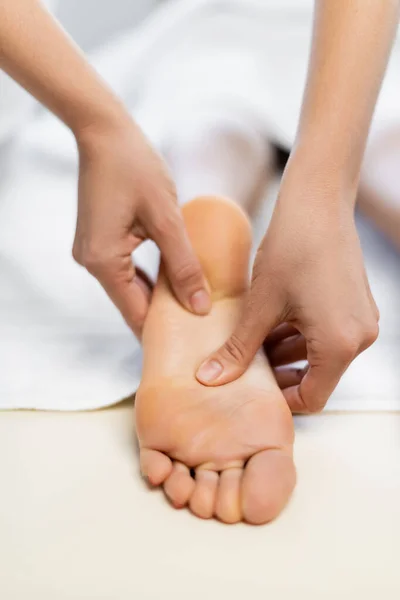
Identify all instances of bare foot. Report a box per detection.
[136,197,295,524]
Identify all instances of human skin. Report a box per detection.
[0,0,210,337]
[164,111,304,389]
[136,196,295,524]
[197,0,400,413]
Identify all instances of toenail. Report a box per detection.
[196,359,223,383]
[190,290,211,315]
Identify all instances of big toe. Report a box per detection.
[140,448,173,486]
[242,449,296,525]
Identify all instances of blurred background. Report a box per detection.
[0,0,399,411]
[57,0,159,49]
[0,0,157,142]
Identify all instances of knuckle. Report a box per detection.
[374,304,381,323]
[163,177,178,202]
[323,311,380,364]
[299,387,327,416]
[330,330,360,364]
[173,260,201,289]
[361,321,380,349]
[153,210,181,238]
[71,243,82,266]
[337,339,359,363]
[294,376,327,415]
[79,245,109,276]
[307,397,326,414]
[222,334,248,365]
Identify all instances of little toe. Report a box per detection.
[215,467,243,524]
[140,448,172,486]
[242,449,296,525]
[189,469,219,519]
[163,462,195,508]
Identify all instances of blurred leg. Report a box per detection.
[164,112,275,215]
[358,125,400,250]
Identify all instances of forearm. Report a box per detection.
[0,0,127,138]
[295,0,400,191]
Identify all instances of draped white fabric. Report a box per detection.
[0,0,399,409]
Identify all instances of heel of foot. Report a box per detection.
[182,196,252,297]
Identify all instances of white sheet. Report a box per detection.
[1,0,399,410]
[1,137,399,411]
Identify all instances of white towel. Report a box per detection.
[1,0,399,410]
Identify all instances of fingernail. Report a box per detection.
[190,289,211,315]
[197,359,223,383]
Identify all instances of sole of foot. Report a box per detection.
[136,196,296,525]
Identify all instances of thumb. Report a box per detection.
[148,208,211,316]
[196,288,281,386]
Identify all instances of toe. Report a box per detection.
[140,448,172,486]
[215,467,243,524]
[242,449,296,525]
[189,469,219,519]
[163,462,195,508]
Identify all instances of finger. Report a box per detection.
[147,208,211,316]
[283,355,350,414]
[274,365,307,390]
[78,241,150,338]
[135,267,154,294]
[102,271,151,339]
[268,334,307,367]
[196,286,281,386]
[264,323,300,347]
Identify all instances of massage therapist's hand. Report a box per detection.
[73,117,210,336]
[196,0,399,412]
[0,0,210,337]
[196,154,379,412]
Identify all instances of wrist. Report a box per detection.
[278,144,359,217]
[289,134,362,200]
[74,101,132,153]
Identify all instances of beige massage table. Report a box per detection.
[1,405,400,599]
